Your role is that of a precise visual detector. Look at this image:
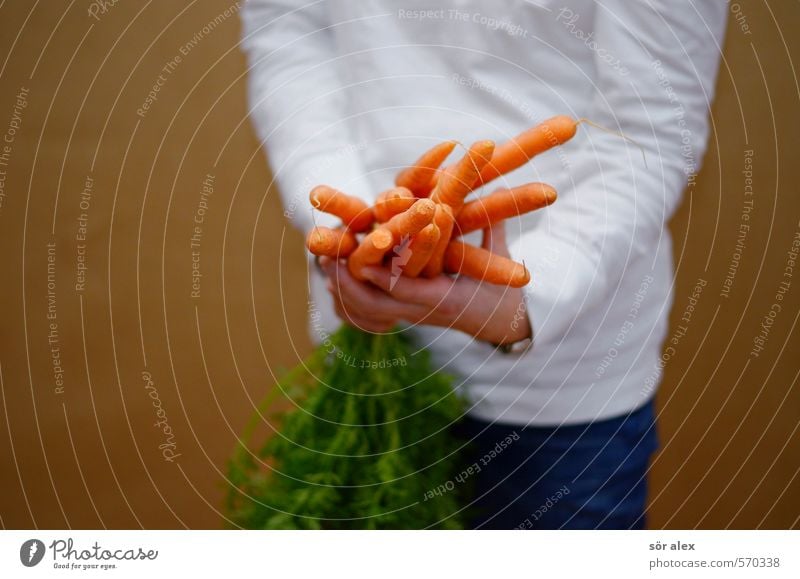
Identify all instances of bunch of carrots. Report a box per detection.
[227,116,580,529]
[305,115,580,289]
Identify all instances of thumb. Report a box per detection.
[481,220,510,258]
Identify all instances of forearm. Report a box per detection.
[509,0,727,348]
[241,0,372,234]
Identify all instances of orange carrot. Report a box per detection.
[374,187,416,222]
[382,198,436,241]
[395,140,456,197]
[402,223,441,278]
[309,185,373,232]
[428,171,440,191]
[347,228,394,281]
[421,204,455,278]
[305,226,358,258]
[455,183,557,235]
[477,116,577,187]
[431,140,495,211]
[444,239,530,288]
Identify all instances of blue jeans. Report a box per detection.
[456,399,659,529]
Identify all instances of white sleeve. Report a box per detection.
[510,0,728,348]
[240,0,372,234]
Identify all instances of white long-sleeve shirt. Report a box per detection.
[240,0,727,426]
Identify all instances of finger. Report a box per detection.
[319,255,338,278]
[336,277,430,324]
[331,293,396,333]
[326,275,397,323]
[327,260,428,322]
[360,265,455,308]
[327,259,393,307]
[481,220,510,258]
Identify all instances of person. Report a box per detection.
[240,0,727,529]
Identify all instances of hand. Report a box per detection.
[320,222,532,346]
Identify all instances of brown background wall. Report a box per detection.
[0,1,797,529]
